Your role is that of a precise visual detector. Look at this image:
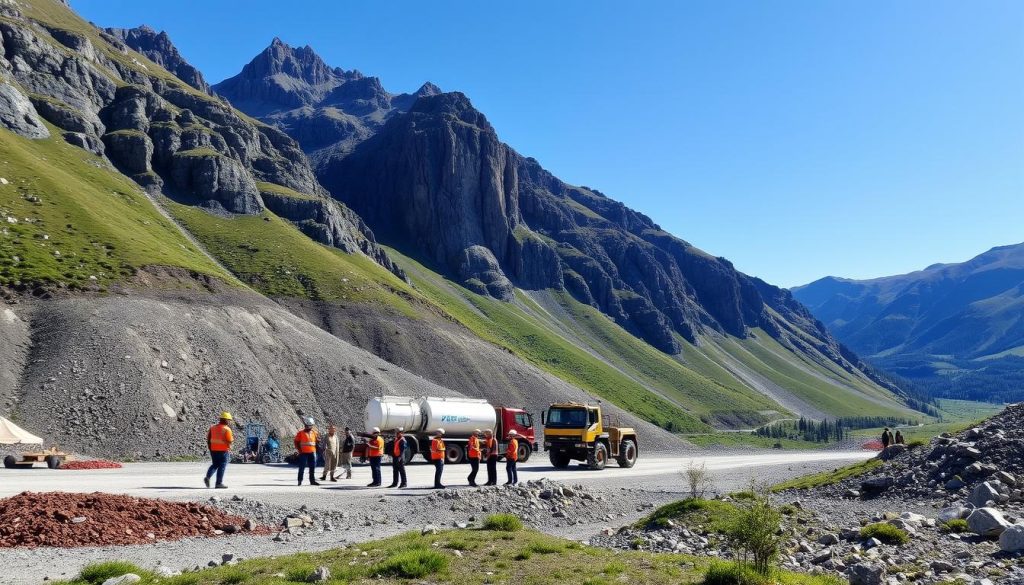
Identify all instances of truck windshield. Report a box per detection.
[545,407,588,428]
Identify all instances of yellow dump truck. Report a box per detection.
[541,402,638,470]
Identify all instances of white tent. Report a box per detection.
[0,416,44,445]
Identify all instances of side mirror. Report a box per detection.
[541,411,547,425]
[526,413,534,428]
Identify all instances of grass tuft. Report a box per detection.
[77,562,146,585]
[483,513,522,532]
[371,549,448,579]
[859,523,910,545]
[772,458,881,491]
[940,518,969,534]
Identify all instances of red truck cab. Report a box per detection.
[496,407,537,461]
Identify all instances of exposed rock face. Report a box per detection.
[0,4,403,278]
[105,26,210,93]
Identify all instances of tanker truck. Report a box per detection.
[358,396,537,464]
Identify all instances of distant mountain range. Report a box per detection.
[793,243,1024,402]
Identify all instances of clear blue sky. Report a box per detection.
[76,0,1024,287]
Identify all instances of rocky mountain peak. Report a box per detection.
[409,91,490,129]
[104,25,210,93]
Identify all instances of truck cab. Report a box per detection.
[496,407,537,462]
[542,402,638,470]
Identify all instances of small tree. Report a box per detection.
[726,482,782,576]
[682,461,713,499]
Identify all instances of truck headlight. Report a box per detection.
[575,443,588,448]
[543,441,551,447]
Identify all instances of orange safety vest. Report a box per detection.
[208,424,233,452]
[468,435,481,460]
[484,437,497,459]
[295,429,318,454]
[392,436,404,457]
[367,435,384,457]
[430,437,445,461]
[506,438,519,462]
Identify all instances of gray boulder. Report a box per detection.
[967,507,1010,537]
[100,575,141,585]
[995,471,1017,487]
[848,561,886,585]
[969,482,1001,508]
[170,150,263,214]
[860,476,894,493]
[0,82,50,139]
[998,524,1024,552]
[306,566,330,583]
[103,130,153,175]
[938,506,970,523]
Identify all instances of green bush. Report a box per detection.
[940,518,969,534]
[731,491,756,501]
[859,523,910,545]
[219,570,249,585]
[907,439,926,449]
[514,550,532,561]
[703,561,846,585]
[78,562,145,585]
[372,550,448,579]
[284,566,314,583]
[726,494,782,576]
[442,539,471,551]
[483,513,523,532]
[529,542,564,554]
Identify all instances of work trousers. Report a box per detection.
[321,451,338,480]
[369,456,383,485]
[486,457,498,485]
[339,452,353,478]
[467,458,480,486]
[433,458,445,487]
[506,459,518,485]
[205,450,229,485]
[391,459,406,487]
[297,452,316,484]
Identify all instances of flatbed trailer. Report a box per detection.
[3,451,69,469]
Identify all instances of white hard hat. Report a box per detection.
[372,426,381,433]
[303,416,315,426]
[473,429,481,434]
[508,430,518,436]
[397,427,404,432]
[436,428,446,435]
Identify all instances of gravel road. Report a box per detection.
[0,452,872,584]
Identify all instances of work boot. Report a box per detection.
[203,477,210,488]
[330,477,338,482]
[387,483,397,488]
[398,484,406,489]
[434,484,446,489]
[311,480,321,486]
[215,484,228,489]
[297,480,303,486]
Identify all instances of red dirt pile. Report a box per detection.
[60,460,123,470]
[0,491,268,548]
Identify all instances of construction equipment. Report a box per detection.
[235,422,282,464]
[541,402,638,470]
[360,396,538,464]
[4,448,68,469]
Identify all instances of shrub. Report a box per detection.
[284,566,314,583]
[602,561,626,575]
[683,461,714,498]
[703,561,845,585]
[78,562,145,585]
[483,513,522,532]
[731,491,756,501]
[443,539,471,551]
[726,488,782,576]
[859,523,909,545]
[514,550,532,561]
[372,550,448,579]
[940,518,969,534]
[529,542,564,554]
[220,570,249,585]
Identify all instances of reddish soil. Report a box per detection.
[861,439,884,451]
[60,460,123,470]
[0,492,269,548]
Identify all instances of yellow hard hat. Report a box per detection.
[220,411,233,421]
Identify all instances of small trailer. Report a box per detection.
[4,450,69,469]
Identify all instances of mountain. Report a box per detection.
[213,39,918,423]
[104,25,210,93]
[793,243,1024,402]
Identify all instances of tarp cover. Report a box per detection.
[0,417,44,444]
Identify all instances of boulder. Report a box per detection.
[848,562,886,585]
[938,506,970,523]
[0,82,50,139]
[995,471,1017,486]
[969,482,1001,508]
[860,476,894,493]
[103,130,153,175]
[998,524,1024,552]
[967,507,1011,537]
[101,575,141,585]
[306,566,330,583]
[169,150,263,214]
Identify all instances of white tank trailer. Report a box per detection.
[363,396,535,464]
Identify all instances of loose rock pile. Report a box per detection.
[0,492,267,548]
[60,460,123,470]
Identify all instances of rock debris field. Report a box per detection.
[0,492,268,548]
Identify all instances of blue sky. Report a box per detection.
[76,0,1024,287]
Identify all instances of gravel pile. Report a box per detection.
[60,460,123,470]
[0,492,268,548]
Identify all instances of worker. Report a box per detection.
[466,428,482,487]
[294,417,320,486]
[387,427,408,488]
[504,429,519,486]
[340,427,355,479]
[366,427,384,487]
[881,427,892,450]
[895,430,905,445]
[483,429,498,486]
[430,428,446,489]
[203,411,234,489]
[320,424,340,482]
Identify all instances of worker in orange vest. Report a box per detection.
[504,429,519,486]
[366,426,385,487]
[294,416,320,486]
[387,427,408,488]
[483,429,498,486]
[204,411,234,489]
[430,428,446,489]
[466,429,482,487]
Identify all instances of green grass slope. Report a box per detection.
[0,126,230,289]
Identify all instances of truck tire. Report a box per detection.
[445,444,464,464]
[517,442,531,463]
[549,451,571,469]
[401,445,415,465]
[616,439,638,468]
[45,455,61,469]
[587,443,608,470]
[3,455,16,468]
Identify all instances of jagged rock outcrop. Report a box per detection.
[0,75,49,139]
[104,26,210,93]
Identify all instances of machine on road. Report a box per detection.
[542,402,638,470]
[359,396,537,464]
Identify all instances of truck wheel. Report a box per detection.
[401,445,415,465]
[616,439,638,468]
[445,444,464,464]
[3,455,16,469]
[517,442,531,463]
[549,451,571,469]
[587,443,608,470]
[45,455,61,469]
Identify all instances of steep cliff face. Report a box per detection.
[0,10,402,277]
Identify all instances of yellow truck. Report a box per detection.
[541,402,638,470]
